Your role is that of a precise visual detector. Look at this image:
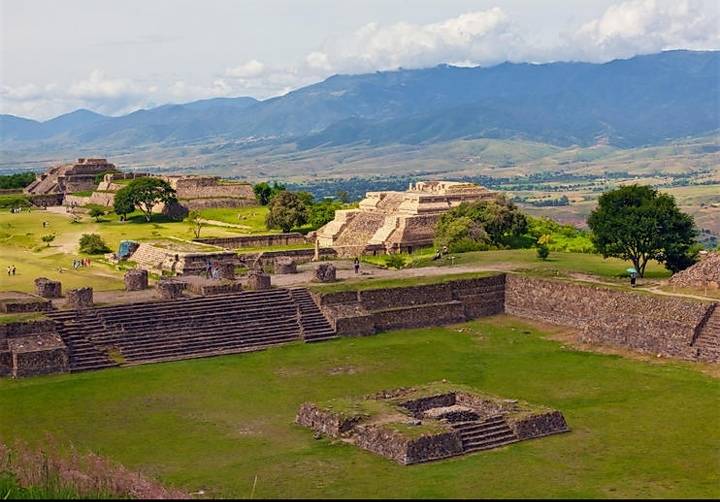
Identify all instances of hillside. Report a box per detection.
[1,50,717,161]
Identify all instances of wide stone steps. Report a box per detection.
[692,307,720,361]
[450,416,518,453]
[290,288,338,342]
[48,287,337,371]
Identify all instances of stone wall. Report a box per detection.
[508,411,569,440]
[124,269,148,291]
[295,403,364,438]
[66,288,93,309]
[0,295,52,313]
[0,319,68,378]
[505,275,713,359]
[34,278,62,298]
[196,233,307,249]
[317,275,506,337]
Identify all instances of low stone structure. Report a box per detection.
[156,280,187,300]
[126,240,238,277]
[124,269,149,291]
[0,317,68,378]
[0,292,52,313]
[34,278,62,298]
[275,258,297,274]
[247,271,271,290]
[296,383,569,465]
[196,233,307,249]
[314,263,336,282]
[317,180,500,256]
[65,288,93,309]
[237,247,336,268]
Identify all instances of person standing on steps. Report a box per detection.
[353,257,360,274]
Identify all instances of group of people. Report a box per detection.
[9,206,28,214]
[432,245,450,261]
[5,265,16,276]
[72,258,92,270]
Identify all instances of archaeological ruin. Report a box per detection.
[25,158,256,212]
[316,181,499,256]
[296,383,569,464]
[1,273,717,378]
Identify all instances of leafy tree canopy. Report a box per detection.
[587,185,696,277]
[435,197,528,253]
[113,178,177,222]
[265,191,307,233]
[253,181,286,205]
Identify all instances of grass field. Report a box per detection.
[0,209,254,292]
[0,316,717,499]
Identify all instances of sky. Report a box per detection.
[1,0,718,120]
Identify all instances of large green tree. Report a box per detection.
[265,191,307,233]
[435,197,528,252]
[114,178,177,222]
[253,181,286,206]
[587,185,696,277]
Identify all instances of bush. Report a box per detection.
[79,234,110,254]
[41,234,55,247]
[0,194,31,209]
[384,254,407,270]
[536,244,550,260]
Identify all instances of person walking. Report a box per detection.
[11,265,16,276]
[353,257,360,274]
[630,270,638,288]
[6,265,11,276]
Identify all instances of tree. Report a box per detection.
[587,185,696,277]
[41,234,55,247]
[536,234,551,260]
[435,196,528,253]
[114,178,177,222]
[79,233,110,254]
[186,210,205,239]
[253,181,286,205]
[113,187,135,219]
[265,191,307,233]
[307,199,343,229]
[89,207,105,222]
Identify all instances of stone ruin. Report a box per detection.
[275,257,297,274]
[34,277,62,298]
[156,280,187,300]
[66,288,93,309]
[669,252,720,289]
[247,270,271,290]
[314,263,336,283]
[24,158,118,205]
[124,269,149,291]
[316,180,500,257]
[296,383,569,465]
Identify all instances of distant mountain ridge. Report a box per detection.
[1,50,718,153]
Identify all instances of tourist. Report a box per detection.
[11,265,16,276]
[442,245,449,256]
[433,249,441,261]
[353,257,360,274]
[630,270,638,288]
[6,266,10,276]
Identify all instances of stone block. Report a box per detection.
[34,277,62,298]
[124,269,149,291]
[247,271,271,290]
[275,257,297,274]
[156,280,187,300]
[66,287,93,309]
[217,263,236,280]
[314,263,336,282]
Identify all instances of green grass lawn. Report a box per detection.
[0,316,717,499]
[410,249,671,280]
[0,209,255,292]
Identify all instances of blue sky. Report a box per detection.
[1,0,718,120]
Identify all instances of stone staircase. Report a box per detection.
[693,305,720,362]
[290,288,338,343]
[450,415,518,453]
[46,310,120,372]
[47,288,337,372]
[129,243,176,272]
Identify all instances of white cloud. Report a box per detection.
[567,0,720,61]
[225,59,267,79]
[314,8,521,74]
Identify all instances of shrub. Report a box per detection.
[41,234,55,247]
[384,254,407,270]
[536,244,550,260]
[79,234,110,254]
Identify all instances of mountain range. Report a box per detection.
[1,50,718,158]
